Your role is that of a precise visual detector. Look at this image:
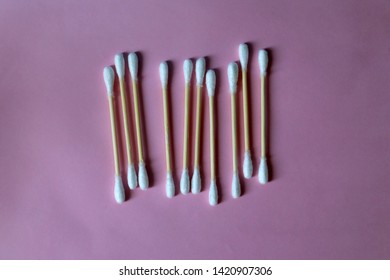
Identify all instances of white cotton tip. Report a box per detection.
[159,62,168,87]
[258,157,269,184]
[180,168,190,194]
[114,53,125,79]
[114,175,125,204]
[127,164,137,190]
[128,52,138,81]
[258,49,268,76]
[228,62,239,94]
[209,179,218,206]
[191,167,201,194]
[239,43,249,70]
[206,70,216,97]
[232,171,241,199]
[183,59,193,84]
[103,66,115,96]
[195,57,206,86]
[138,162,149,190]
[166,171,175,198]
[243,151,253,178]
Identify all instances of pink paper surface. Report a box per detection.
[1,0,390,259]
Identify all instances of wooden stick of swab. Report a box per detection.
[206,70,218,206]
[128,53,149,190]
[180,59,193,195]
[239,44,253,178]
[103,66,125,203]
[191,57,206,194]
[228,62,241,198]
[258,49,269,184]
[114,54,137,190]
[160,62,175,198]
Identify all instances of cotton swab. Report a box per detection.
[191,57,206,194]
[239,44,253,179]
[180,59,193,195]
[103,66,125,204]
[228,62,241,198]
[258,49,269,184]
[128,53,149,190]
[114,54,137,190]
[160,62,175,198]
[206,70,218,206]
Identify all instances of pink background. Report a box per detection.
[0,0,390,259]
